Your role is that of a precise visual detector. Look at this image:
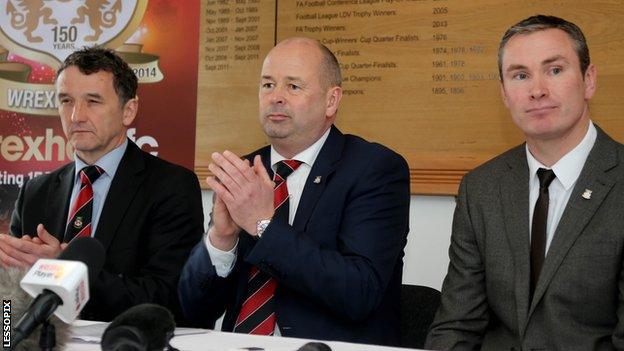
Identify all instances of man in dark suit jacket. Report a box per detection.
[426,15,624,350]
[0,47,203,322]
[178,37,410,346]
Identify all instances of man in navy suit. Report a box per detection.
[178,37,410,346]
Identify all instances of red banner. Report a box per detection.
[0,0,200,232]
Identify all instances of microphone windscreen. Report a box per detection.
[297,342,333,351]
[101,303,176,351]
[0,267,69,350]
[58,237,105,277]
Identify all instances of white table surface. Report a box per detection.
[67,320,423,351]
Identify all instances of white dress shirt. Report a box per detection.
[68,139,127,237]
[526,121,597,254]
[206,128,331,276]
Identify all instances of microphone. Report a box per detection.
[11,237,105,347]
[297,342,332,351]
[0,268,69,351]
[101,303,176,351]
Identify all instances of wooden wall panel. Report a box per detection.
[196,0,624,195]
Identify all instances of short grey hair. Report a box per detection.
[498,15,590,81]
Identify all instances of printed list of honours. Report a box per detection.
[201,0,499,96]
[285,0,497,97]
[289,0,418,96]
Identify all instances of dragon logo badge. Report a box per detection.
[72,0,123,42]
[0,0,147,68]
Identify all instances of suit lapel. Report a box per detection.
[499,145,532,335]
[528,128,618,317]
[95,141,147,251]
[260,146,273,180]
[45,164,75,241]
[291,126,344,231]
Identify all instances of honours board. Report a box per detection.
[196,0,624,194]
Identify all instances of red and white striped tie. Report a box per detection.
[63,165,104,243]
[233,159,302,335]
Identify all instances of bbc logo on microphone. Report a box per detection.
[2,300,10,349]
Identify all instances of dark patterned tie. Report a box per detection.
[234,159,302,335]
[530,168,556,296]
[63,165,104,243]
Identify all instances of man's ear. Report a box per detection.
[500,81,510,109]
[583,63,597,100]
[325,86,342,117]
[122,97,139,126]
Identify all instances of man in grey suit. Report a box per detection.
[426,15,624,350]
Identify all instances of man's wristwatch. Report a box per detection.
[256,218,271,238]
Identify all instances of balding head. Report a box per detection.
[268,37,342,89]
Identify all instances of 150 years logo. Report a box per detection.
[0,0,163,116]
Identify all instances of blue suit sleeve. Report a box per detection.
[178,240,237,328]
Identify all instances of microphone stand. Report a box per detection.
[38,320,56,351]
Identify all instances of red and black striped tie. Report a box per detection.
[234,159,302,335]
[63,165,104,243]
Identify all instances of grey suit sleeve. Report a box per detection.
[613,260,624,349]
[426,176,490,350]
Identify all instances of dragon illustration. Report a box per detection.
[71,0,122,42]
[6,0,58,43]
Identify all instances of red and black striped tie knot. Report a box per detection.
[273,159,302,210]
[273,160,302,185]
[63,165,104,243]
[81,165,104,185]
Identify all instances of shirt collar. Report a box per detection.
[526,121,597,190]
[270,128,331,170]
[74,139,128,181]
